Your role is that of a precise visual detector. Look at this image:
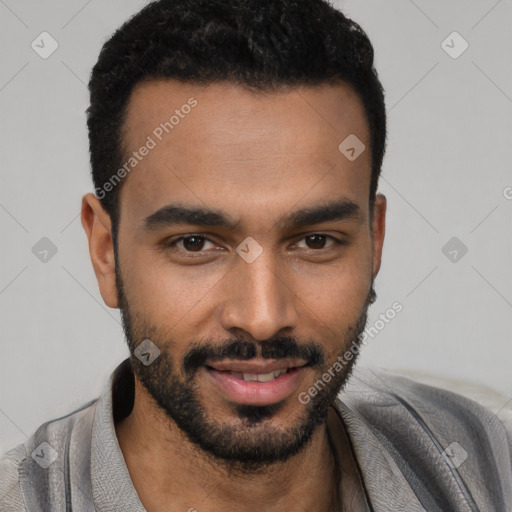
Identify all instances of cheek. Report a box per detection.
[289,254,372,361]
[292,242,372,312]
[295,269,368,331]
[123,251,222,326]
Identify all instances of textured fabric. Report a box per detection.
[0,445,26,512]
[1,359,511,511]
[339,370,512,511]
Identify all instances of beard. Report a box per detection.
[115,262,373,473]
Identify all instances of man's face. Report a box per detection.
[106,80,385,471]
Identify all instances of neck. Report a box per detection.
[115,378,338,512]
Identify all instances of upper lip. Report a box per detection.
[206,359,308,374]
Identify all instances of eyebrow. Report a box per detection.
[142,197,364,232]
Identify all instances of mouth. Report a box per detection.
[205,366,301,382]
[204,360,310,405]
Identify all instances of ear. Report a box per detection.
[81,193,119,308]
[370,193,386,278]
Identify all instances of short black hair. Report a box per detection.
[87,0,386,243]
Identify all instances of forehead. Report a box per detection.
[118,79,371,229]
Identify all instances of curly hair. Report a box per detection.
[87,0,386,240]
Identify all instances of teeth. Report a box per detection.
[241,369,287,382]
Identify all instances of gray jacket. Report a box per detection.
[1,359,511,511]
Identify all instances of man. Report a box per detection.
[1,0,511,511]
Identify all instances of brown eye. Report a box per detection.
[297,234,341,250]
[305,234,328,249]
[168,235,217,253]
[181,235,207,251]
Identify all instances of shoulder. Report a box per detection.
[372,367,512,436]
[343,366,512,455]
[390,368,511,422]
[336,368,512,507]
[0,444,27,511]
[0,398,98,512]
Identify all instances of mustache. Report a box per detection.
[183,336,325,376]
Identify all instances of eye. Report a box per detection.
[168,235,217,253]
[295,234,343,250]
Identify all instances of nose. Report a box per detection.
[219,250,300,341]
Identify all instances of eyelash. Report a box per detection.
[165,233,345,255]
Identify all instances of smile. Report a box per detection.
[204,365,307,405]
[218,368,290,382]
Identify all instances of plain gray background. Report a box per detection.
[1,0,511,457]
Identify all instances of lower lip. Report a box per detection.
[204,366,307,405]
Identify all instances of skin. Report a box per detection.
[81,79,386,512]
